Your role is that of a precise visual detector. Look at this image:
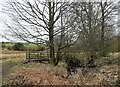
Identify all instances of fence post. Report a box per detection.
[37,52,39,59]
[74,52,75,58]
[26,53,27,59]
[47,49,49,59]
[29,52,30,59]
[40,52,42,59]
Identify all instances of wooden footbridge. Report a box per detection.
[25,51,76,63]
[26,51,50,63]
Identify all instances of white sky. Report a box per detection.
[0,0,119,42]
[0,0,9,42]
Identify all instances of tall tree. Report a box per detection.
[54,2,80,65]
[99,1,117,56]
[69,1,117,58]
[2,0,68,65]
[2,0,79,65]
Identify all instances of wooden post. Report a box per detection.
[40,52,42,59]
[74,52,75,58]
[29,52,30,59]
[26,53,27,59]
[37,52,39,59]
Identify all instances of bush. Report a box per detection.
[37,44,46,51]
[64,54,81,67]
[5,43,14,50]
[63,54,82,76]
[13,43,24,51]
[102,57,118,65]
[24,44,40,51]
[24,44,46,51]
[2,42,47,51]
[85,56,96,68]
[2,42,5,48]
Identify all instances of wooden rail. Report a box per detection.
[26,52,50,62]
[25,52,77,63]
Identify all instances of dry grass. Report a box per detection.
[2,50,119,85]
[1,49,26,63]
[3,63,69,85]
[2,62,118,85]
[2,49,26,54]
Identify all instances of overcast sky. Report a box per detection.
[0,0,9,42]
[0,0,119,42]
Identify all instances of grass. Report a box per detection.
[1,50,119,85]
[2,62,118,85]
[2,50,26,62]
[2,60,18,65]
[2,61,19,79]
[2,53,26,59]
[2,62,68,85]
[2,50,26,80]
[2,49,26,54]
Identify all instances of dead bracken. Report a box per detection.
[3,63,118,85]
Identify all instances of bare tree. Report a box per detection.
[2,0,117,66]
[70,2,98,58]
[54,2,80,65]
[2,0,79,65]
[99,1,117,56]
[2,0,69,65]
[69,1,117,58]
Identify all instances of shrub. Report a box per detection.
[37,45,46,51]
[24,44,46,51]
[13,43,24,51]
[64,54,81,67]
[5,43,14,50]
[24,44,39,51]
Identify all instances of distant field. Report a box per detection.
[1,50,26,63]
[2,49,26,54]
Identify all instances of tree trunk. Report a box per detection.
[88,2,96,58]
[49,34,55,65]
[48,2,55,65]
[55,3,64,65]
[100,2,106,57]
[55,49,60,65]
